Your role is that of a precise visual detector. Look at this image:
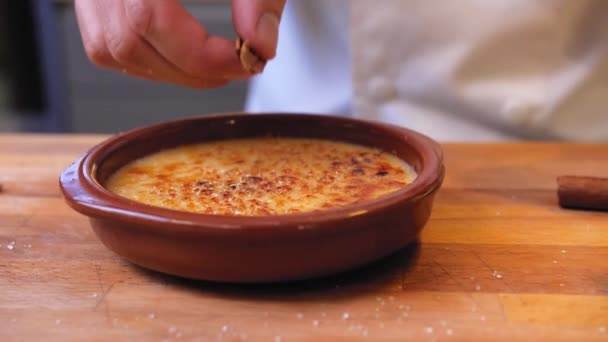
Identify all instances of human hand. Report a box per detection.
[75,0,286,88]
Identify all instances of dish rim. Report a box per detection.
[60,113,444,236]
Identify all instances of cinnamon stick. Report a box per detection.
[557,175,608,211]
[235,37,266,74]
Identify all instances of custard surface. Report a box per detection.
[106,138,416,216]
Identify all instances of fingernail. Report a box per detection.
[256,12,280,58]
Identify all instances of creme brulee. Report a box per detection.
[105,138,417,216]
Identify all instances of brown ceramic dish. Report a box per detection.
[60,113,444,283]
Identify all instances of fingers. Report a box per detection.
[232,0,286,60]
[75,0,246,88]
[124,0,248,79]
[96,0,166,77]
[75,0,121,69]
[124,67,229,88]
[106,0,232,86]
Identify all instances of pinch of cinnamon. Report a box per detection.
[557,175,608,211]
[235,37,266,74]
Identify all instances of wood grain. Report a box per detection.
[1,134,607,341]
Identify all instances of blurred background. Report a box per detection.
[0,0,248,134]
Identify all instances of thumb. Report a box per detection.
[232,0,286,60]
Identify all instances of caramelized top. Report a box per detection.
[105,138,416,216]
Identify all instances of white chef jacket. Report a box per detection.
[245,0,608,142]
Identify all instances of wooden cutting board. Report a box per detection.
[0,134,607,341]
